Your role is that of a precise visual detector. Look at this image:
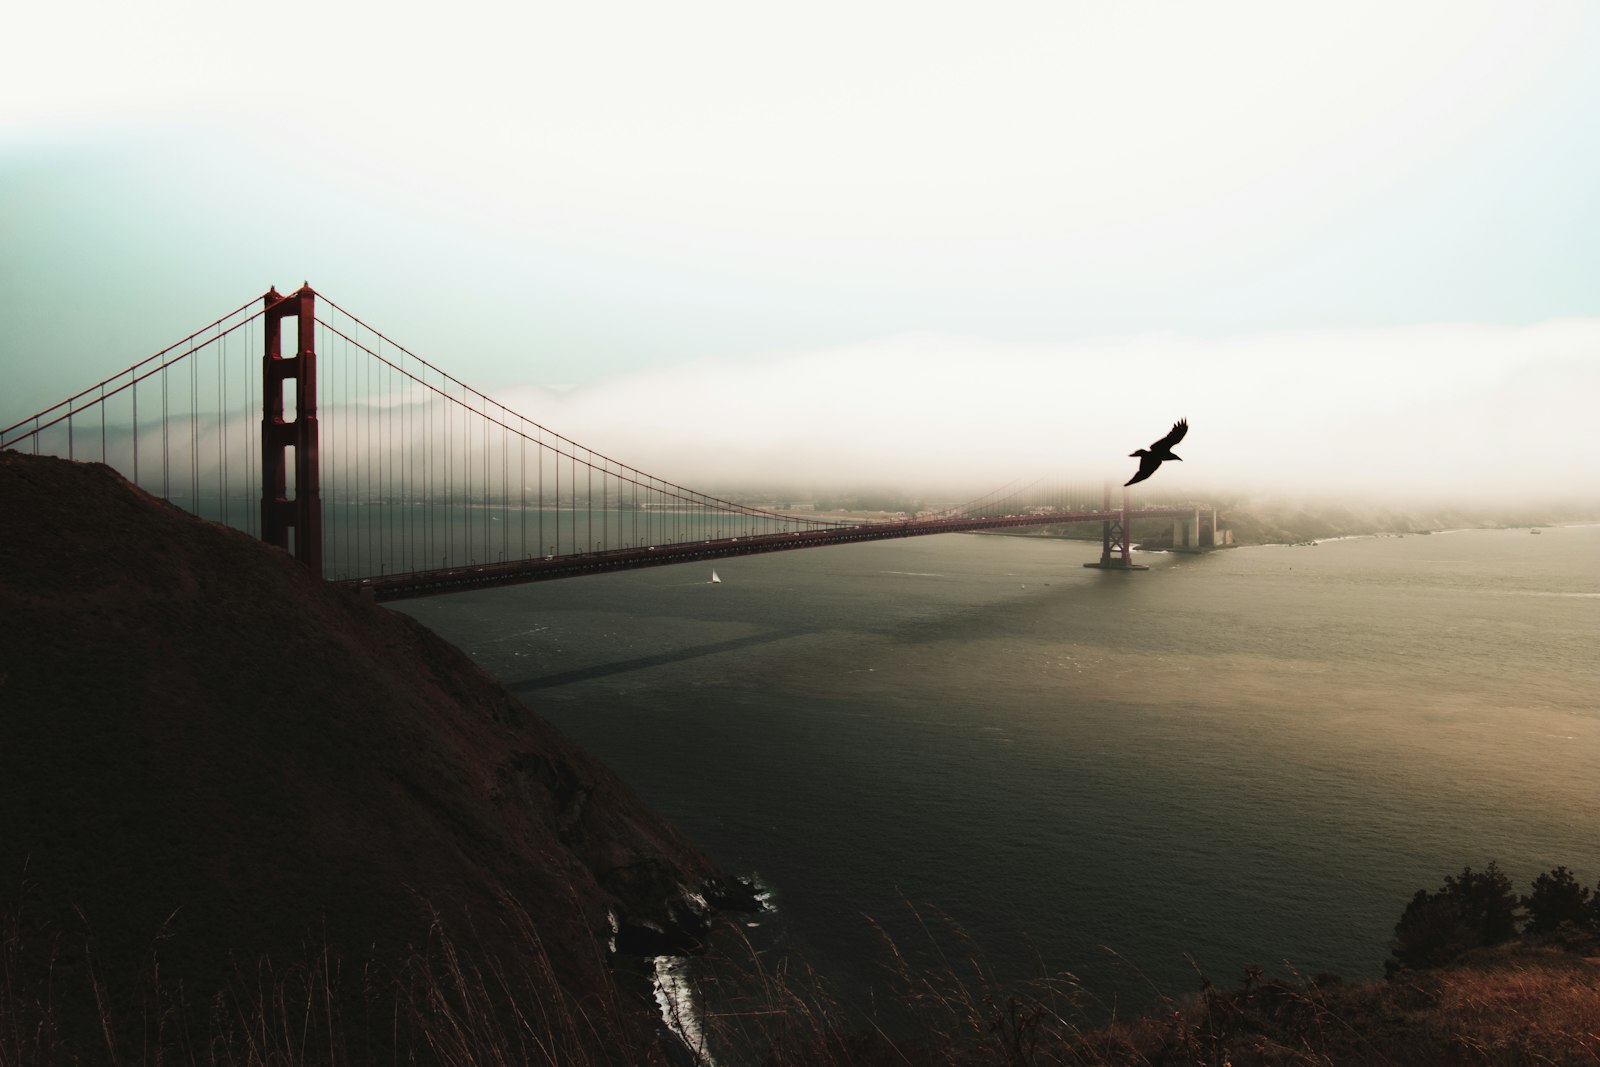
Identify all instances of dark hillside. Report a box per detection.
[0,452,724,1058]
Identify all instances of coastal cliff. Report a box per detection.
[0,451,737,1061]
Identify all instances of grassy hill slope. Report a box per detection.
[0,452,728,1062]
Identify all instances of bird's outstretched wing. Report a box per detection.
[1151,417,1188,453]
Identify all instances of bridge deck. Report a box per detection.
[346,508,1204,601]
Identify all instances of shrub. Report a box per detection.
[1387,861,1520,975]
[1521,866,1595,936]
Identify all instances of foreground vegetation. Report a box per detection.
[5,864,1598,1066]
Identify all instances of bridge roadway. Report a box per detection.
[345,507,1205,602]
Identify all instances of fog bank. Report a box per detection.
[493,319,1600,505]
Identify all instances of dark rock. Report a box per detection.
[703,874,766,913]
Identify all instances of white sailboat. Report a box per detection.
[710,570,722,584]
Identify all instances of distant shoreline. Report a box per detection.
[969,506,1600,549]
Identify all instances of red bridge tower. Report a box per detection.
[260,285,323,576]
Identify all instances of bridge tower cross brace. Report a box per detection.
[260,285,323,576]
[1080,482,1147,570]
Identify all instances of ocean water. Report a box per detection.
[394,524,1599,1014]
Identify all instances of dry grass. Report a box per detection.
[6,890,1600,1067]
[1402,950,1600,1065]
[0,887,669,1067]
[1087,947,1600,1067]
[684,924,1600,1067]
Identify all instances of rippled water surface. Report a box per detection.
[397,524,1599,1009]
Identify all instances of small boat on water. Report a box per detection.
[1530,528,1542,534]
[710,570,722,583]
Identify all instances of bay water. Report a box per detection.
[394,524,1599,1014]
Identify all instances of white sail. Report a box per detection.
[710,570,721,583]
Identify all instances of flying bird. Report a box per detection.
[1124,418,1188,486]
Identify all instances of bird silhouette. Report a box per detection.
[1124,418,1188,486]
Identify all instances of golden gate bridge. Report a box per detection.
[1,285,1222,599]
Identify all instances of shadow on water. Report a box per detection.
[508,558,1167,689]
[505,629,801,691]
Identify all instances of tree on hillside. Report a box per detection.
[1387,861,1520,975]
[1520,866,1595,935]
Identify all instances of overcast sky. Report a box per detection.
[4,1,1599,501]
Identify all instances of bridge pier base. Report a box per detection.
[1082,483,1149,570]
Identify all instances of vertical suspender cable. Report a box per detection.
[519,414,526,560]
[445,375,452,565]
[366,325,374,574]
[190,336,199,508]
[161,358,170,499]
[478,392,485,562]
[343,324,352,578]
[334,321,344,576]
[428,364,436,568]
[325,321,335,575]
[405,347,413,572]
[482,395,489,563]
[219,325,228,525]
[242,333,251,537]
[500,406,506,561]
[382,332,390,574]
